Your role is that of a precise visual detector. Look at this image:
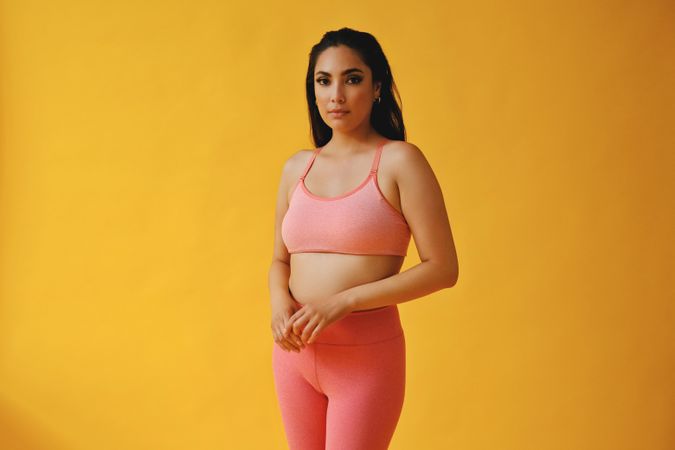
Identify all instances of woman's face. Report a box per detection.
[313,45,381,132]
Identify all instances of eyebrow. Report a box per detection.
[315,68,364,77]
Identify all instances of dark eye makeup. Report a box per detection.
[316,77,362,85]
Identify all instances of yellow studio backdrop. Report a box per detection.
[0,1,673,449]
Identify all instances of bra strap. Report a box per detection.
[300,147,322,180]
[370,139,387,173]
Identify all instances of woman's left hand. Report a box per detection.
[283,293,355,345]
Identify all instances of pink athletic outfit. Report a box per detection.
[273,139,411,449]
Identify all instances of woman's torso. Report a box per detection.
[285,139,408,312]
[289,253,405,311]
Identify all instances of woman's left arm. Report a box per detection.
[342,142,459,311]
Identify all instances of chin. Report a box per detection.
[329,123,355,132]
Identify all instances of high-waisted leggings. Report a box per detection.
[272,297,406,450]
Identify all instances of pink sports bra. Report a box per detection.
[281,139,411,256]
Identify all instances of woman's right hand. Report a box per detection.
[271,299,306,352]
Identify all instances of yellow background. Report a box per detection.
[1,1,673,449]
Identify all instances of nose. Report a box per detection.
[330,85,345,104]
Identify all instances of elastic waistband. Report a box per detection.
[291,298,404,345]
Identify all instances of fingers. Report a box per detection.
[285,308,325,345]
[284,314,305,347]
[284,334,301,352]
[306,321,323,345]
[282,338,301,352]
[276,327,302,352]
[283,324,305,350]
[286,311,300,333]
[301,316,322,345]
[291,312,310,336]
[272,321,307,352]
[272,306,327,351]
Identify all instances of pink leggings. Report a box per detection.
[272,298,406,450]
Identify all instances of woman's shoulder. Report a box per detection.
[381,140,428,175]
[382,139,423,157]
[280,148,315,180]
[286,147,315,168]
[289,147,316,162]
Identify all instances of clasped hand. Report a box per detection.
[285,293,354,346]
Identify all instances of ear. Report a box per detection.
[374,81,382,97]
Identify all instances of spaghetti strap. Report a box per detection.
[300,147,322,180]
[370,139,388,173]
[303,140,386,180]
[281,136,411,257]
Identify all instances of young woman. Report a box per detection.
[268,27,459,450]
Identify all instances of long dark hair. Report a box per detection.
[305,27,406,147]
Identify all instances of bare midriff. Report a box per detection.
[288,253,405,312]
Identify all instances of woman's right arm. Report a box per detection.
[268,152,306,352]
[268,258,293,309]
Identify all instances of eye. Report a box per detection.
[315,77,363,86]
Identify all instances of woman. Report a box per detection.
[269,27,459,450]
